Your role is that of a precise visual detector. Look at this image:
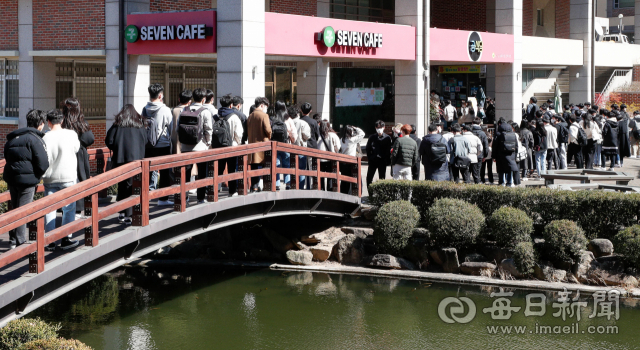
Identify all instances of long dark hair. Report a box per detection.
[114,104,145,128]
[61,97,90,135]
[319,120,334,139]
[340,125,354,143]
[535,120,547,137]
[583,114,593,129]
[274,101,287,123]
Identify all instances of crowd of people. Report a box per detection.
[364,96,640,190]
[3,83,370,250]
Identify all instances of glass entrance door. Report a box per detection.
[265,66,297,106]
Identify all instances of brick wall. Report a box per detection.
[0,124,18,158]
[33,0,105,50]
[150,0,212,12]
[431,0,486,31]
[89,120,106,150]
[613,8,635,17]
[610,92,640,106]
[523,0,533,36]
[269,0,317,16]
[633,65,640,82]
[0,0,18,50]
[555,0,570,39]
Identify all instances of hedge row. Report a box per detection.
[369,180,640,240]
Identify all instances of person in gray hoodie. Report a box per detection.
[143,83,174,206]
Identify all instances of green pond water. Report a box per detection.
[30,267,640,350]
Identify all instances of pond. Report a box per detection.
[30,267,640,350]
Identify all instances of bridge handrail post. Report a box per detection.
[316,157,321,191]
[28,217,44,274]
[133,160,150,226]
[84,192,99,247]
[357,157,362,198]
[335,160,341,193]
[208,160,218,203]
[270,141,277,192]
[242,155,249,195]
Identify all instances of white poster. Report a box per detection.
[335,88,385,107]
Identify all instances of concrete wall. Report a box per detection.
[522,36,583,65]
[532,0,557,37]
[594,41,640,66]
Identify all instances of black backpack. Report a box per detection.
[503,133,517,153]
[271,120,288,143]
[211,113,233,148]
[427,135,447,164]
[142,108,160,148]
[632,118,640,140]
[575,126,588,147]
[557,124,569,144]
[178,107,205,145]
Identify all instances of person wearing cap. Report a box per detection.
[543,115,558,170]
[526,97,539,121]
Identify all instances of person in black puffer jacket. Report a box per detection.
[3,109,49,248]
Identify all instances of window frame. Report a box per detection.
[0,59,19,118]
[536,8,544,26]
[614,0,635,8]
[55,60,107,120]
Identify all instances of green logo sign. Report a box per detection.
[323,26,336,47]
[125,25,139,43]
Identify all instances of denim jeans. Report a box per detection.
[558,143,567,169]
[535,150,547,177]
[594,143,602,167]
[150,170,159,190]
[298,155,307,188]
[276,151,290,187]
[9,185,36,245]
[502,172,513,186]
[44,180,77,236]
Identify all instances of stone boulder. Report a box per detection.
[263,228,296,254]
[580,269,639,287]
[310,244,334,262]
[412,227,430,239]
[572,250,598,279]
[460,262,496,276]
[464,253,488,263]
[301,227,346,245]
[498,259,524,279]
[402,237,430,270]
[361,206,378,221]
[286,250,313,265]
[332,234,365,265]
[588,239,614,258]
[534,263,566,282]
[365,254,416,270]
[430,248,460,273]
[341,226,374,239]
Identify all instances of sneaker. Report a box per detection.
[75,213,84,220]
[276,186,280,191]
[45,243,57,251]
[60,238,79,250]
[609,168,615,171]
[157,199,174,206]
[118,213,126,223]
[197,199,207,205]
[123,217,132,225]
[522,178,528,182]
[231,192,238,197]
[509,184,516,188]
[188,189,197,195]
[9,244,16,250]
[285,185,291,190]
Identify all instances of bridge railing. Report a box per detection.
[0,141,360,275]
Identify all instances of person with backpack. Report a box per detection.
[317,120,341,191]
[390,124,419,180]
[616,111,631,167]
[567,114,585,169]
[409,125,422,180]
[105,105,147,226]
[602,111,620,171]
[300,103,319,190]
[247,97,273,192]
[214,94,244,197]
[271,101,293,190]
[629,111,640,158]
[519,119,534,180]
[553,114,569,169]
[290,105,311,187]
[203,89,218,120]
[419,124,450,181]
[365,120,392,192]
[493,122,518,187]
[3,110,49,249]
[471,118,490,179]
[448,124,471,183]
[543,115,558,171]
[142,83,174,206]
[462,124,483,184]
[232,96,248,144]
[178,88,214,204]
[581,111,601,169]
[61,97,94,216]
[171,89,192,155]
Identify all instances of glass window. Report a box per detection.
[151,63,216,108]
[330,0,393,23]
[0,59,19,118]
[615,0,635,8]
[56,61,106,119]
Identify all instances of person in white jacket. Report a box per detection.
[215,94,244,197]
[317,120,341,191]
[339,125,365,194]
[580,112,601,169]
[543,116,558,170]
[43,110,81,250]
[462,124,484,184]
[443,100,457,129]
[290,105,311,187]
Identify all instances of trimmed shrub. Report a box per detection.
[542,220,587,265]
[18,338,92,350]
[613,225,640,270]
[487,207,533,248]
[426,198,485,249]
[369,180,639,240]
[374,200,420,255]
[512,241,536,276]
[0,318,60,350]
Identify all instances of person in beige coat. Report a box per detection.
[247,97,272,192]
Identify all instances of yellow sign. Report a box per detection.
[438,65,482,74]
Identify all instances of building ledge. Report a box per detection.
[29,50,106,57]
[0,118,19,125]
[0,51,19,58]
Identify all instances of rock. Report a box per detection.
[310,244,334,262]
[464,253,488,263]
[263,228,296,254]
[581,269,639,287]
[534,263,566,282]
[294,240,309,250]
[480,245,512,264]
[430,248,460,273]
[588,239,614,258]
[555,260,573,271]
[498,259,524,279]
[365,254,416,270]
[412,227,430,239]
[460,262,496,276]
[566,273,580,284]
[572,250,597,278]
[341,226,374,239]
[362,206,378,221]
[286,250,313,265]
[301,227,346,245]
[596,254,625,272]
[403,237,430,270]
[332,234,365,265]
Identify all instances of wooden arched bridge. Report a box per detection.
[0,142,362,325]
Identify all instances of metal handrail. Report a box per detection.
[595,69,632,106]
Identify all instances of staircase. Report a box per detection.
[533,68,570,105]
[595,67,617,93]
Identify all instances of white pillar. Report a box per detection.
[105,0,120,129]
[216,0,265,117]
[569,0,593,104]
[297,59,330,121]
[635,0,640,45]
[485,0,496,99]
[395,0,427,136]
[494,0,523,124]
